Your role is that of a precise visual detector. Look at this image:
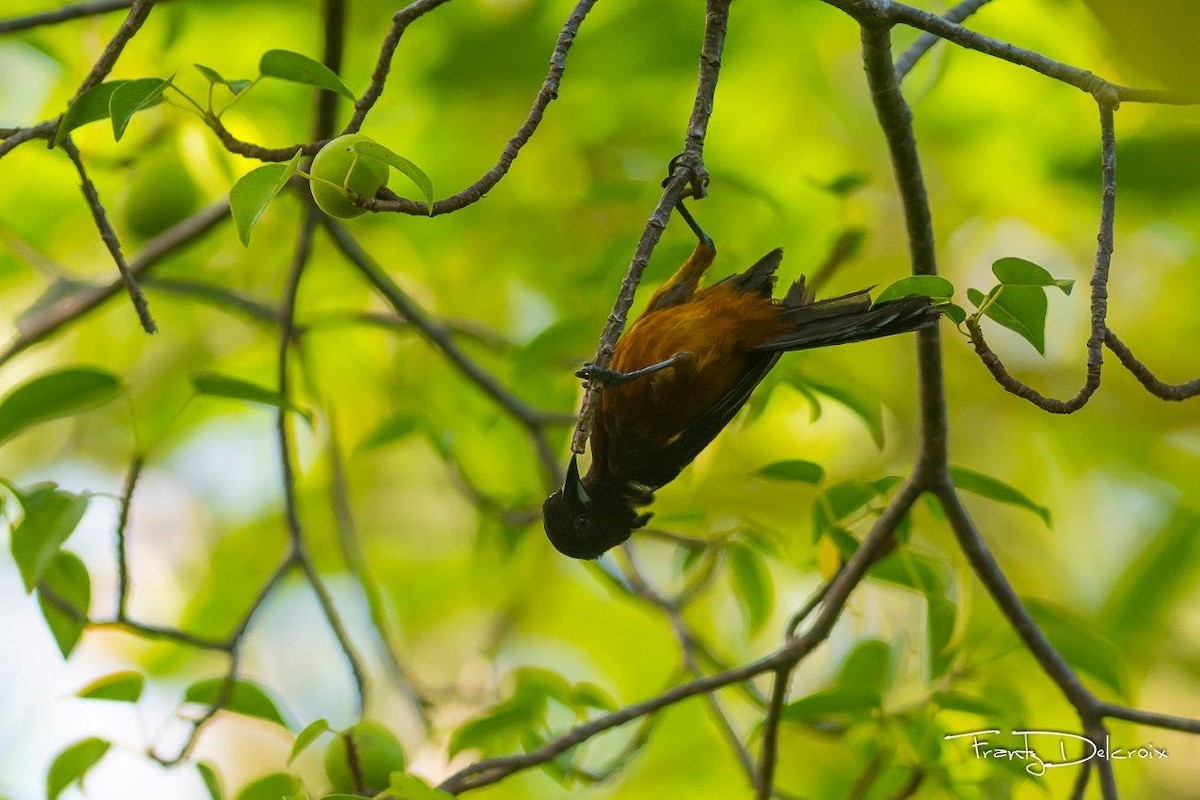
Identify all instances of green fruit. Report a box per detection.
[309,133,390,219]
[121,141,202,239]
[323,720,407,794]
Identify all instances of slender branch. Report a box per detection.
[346,0,456,133]
[0,0,175,36]
[1103,328,1200,401]
[71,0,159,99]
[570,0,732,454]
[754,667,791,800]
[0,201,229,368]
[1069,760,1092,800]
[966,101,1117,413]
[320,217,563,483]
[894,0,995,79]
[114,454,145,619]
[61,139,157,333]
[1099,703,1200,734]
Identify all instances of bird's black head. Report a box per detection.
[543,455,650,559]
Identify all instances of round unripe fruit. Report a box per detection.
[120,142,202,239]
[309,134,390,219]
[323,720,407,794]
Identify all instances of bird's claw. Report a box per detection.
[662,152,709,200]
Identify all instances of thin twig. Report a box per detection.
[755,666,792,799]
[61,139,157,333]
[320,217,564,484]
[363,0,599,214]
[114,455,145,619]
[0,0,174,36]
[570,0,733,454]
[894,0,995,79]
[0,201,229,367]
[1103,328,1200,401]
[966,101,1117,413]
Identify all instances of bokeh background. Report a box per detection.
[1,0,1198,797]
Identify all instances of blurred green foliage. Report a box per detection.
[1,0,1199,798]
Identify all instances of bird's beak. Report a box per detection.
[564,454,590,507]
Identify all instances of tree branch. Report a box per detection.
[894,0,995,80]
[570,0,732,454]
[1103,328,1200,401]
[0,0,172,35]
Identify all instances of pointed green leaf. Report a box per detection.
[358,412,421,451]
[38,550,90,657]
[968,285,1048,355]
[927,595,957,678]
[197,761,224,800]
[874,275,954,304]
[755,459,824,484]
[47,738,110,800]
[728,542,773,635]
[780,687,880,723]
[950,465,1051,526]
[109,77,169,141]
[76,671,145,702]
[940,302,967,325]
[0,367,121,445]
[10,485,89,592]
[195,64,253,95]
[54,81,127,145]
[992,257,1074,295]
[449,694,545,757]
[288,719,330,764]
[813,171,869,197]
[259,49,354,100]
[1024,598,1124,696]
[804,379,884,448]
[234,772,301,800]
[837,638,892,696]
[184,677,289,728]
[352,140,434,212]
[571,681,617,712]
[228,149,302,246]
[191,371,312,424]
[1102,509,1200,642]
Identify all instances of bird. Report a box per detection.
[543,185,941,560]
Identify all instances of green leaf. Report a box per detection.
[927,595,957,679]
[198,762,224,800]
[76,671,145,702]
[874,275,954,304]
[234,772,301,800]
[755,459,824,484]
[967,285,1048,355]
[1102,509,1200,642]
[358,412,421,451]
[386,773,455,800]
[109,77,169,141]
[228,149,302,246]
[10,485,89,591]
[868,549,949,597]
[352,140,434,212]
[728,542,773,635]
[992,257,1074,295]
[513,666,574,707]
[288,718,330,764]
[184,677,289,728]
[811,480,889,541]
[1024,598,1124,696]
[940,302,967,326]
[814,171,869,196]
[47,738,110,800]
[804,379,884,448]
[933,690,1008,718]
[571,681,617,712]
[0,366,122,445]
[259,49,354,100]
[54,81,127,145]
[449,694,545,757]
[191,371,312,424]
[950,465,1051,526]
[194,64,253,94]
[38,551,90,658]
[836,638,892,696]
[780,687,880,723]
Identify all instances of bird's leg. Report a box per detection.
[663,153,715,252]
[577,351,694,387]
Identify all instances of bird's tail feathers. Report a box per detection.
[752,292,940,352]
